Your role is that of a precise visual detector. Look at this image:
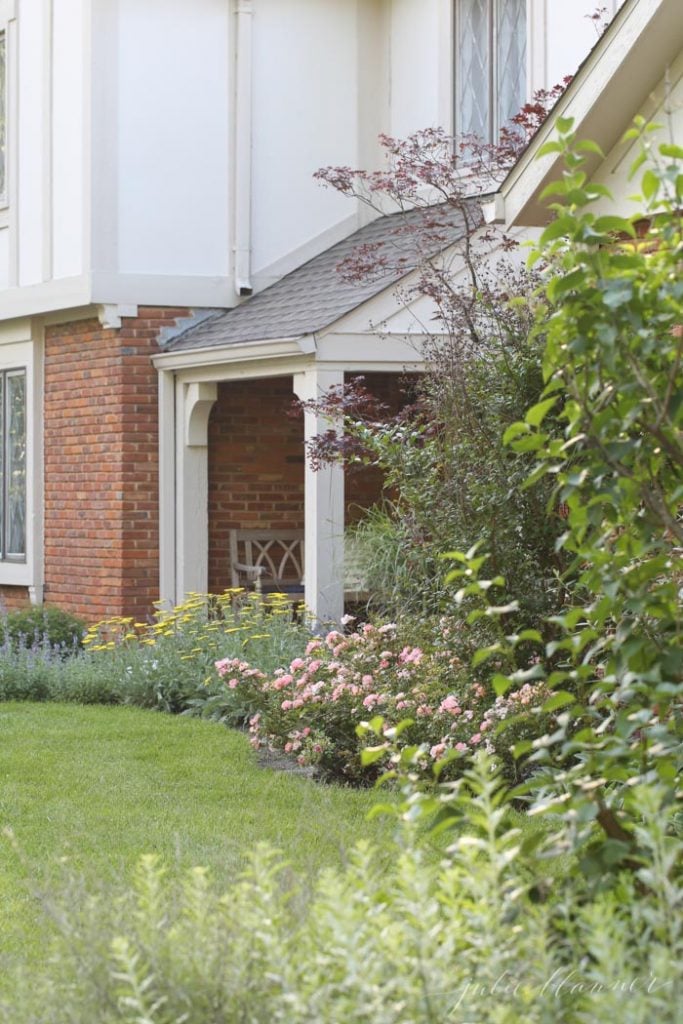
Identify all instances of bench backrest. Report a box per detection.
[229,529,305,589]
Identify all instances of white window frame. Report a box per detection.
[454,0,528,144]
[0,324,41,593]
[0,364,26,562]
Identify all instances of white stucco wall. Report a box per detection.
[114,0,231,281]
[250,0,361,284]
[0,0,631,320]
[543,0,627,89]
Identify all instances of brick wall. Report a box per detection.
[208,377,305,591]
[0,585,30,611]
[345,372,417,523]
[43,308,187,622]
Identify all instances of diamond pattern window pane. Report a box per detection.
[495,0,527,129]
[456,0,491,140]
[0,370,26,561]
[456,0,527,143]
[7,373,26,558]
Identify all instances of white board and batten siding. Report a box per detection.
[0,0,629,327]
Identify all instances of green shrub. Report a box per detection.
[0,591,309,713]
[0,605,85,654]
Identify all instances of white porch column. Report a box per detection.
[293,368,345,626]
[174,381,217,601]
[158,369,176,608]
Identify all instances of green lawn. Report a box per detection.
[0,702,391,981]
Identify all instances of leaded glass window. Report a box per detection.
[0,369,26,560]
[455,0,527,143]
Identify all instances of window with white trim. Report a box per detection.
[455,0,527,143]
[0,367,26,561]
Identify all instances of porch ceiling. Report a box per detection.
[162,204,471,353]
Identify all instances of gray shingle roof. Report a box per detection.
[166,204,470,352]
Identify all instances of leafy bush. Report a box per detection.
[6,756,681,1023]
[0,592,308,713]
[0,604,85,654]
[492,125,683,871]
[190,616,556,784]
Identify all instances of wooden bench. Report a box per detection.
[228,528,367,602]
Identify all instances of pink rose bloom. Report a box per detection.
[312,743,323,754]
[399,646,424,665]
[439,695,461,715]
[272,677,290,690]
[480,721,491,732]
[308,659,323,674]
[363,693,380,709]
[396,700,410,710]
[281,700,293,711]
[227,678,239,689]
[469,733,482,745]
[305,639,323,655]
[361,674,374,687]
[379,660,390,670]
[290,658,306,671]
[292,698,304,709]
[455,742,468,752]
[430,742,446,760]
[416,704,433,717]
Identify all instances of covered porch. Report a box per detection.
[155,347,423,624]
[152,205,467,622]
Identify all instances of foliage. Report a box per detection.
[5,755,681,1023]
[499,124,683,871]
[0,591,308,712]
[190,615,557,785]
[0,604,85,655]
[310,129,569,625]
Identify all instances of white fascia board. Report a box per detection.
[0,275,92,322]
[152,335,313,372]
[315,333,429,366]
[498,0,683,227]
[91,272,240,309]
[174,354,316,387]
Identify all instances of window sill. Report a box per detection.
[0,561,30,586]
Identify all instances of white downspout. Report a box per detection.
[234,0,253,296]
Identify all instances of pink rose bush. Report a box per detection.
[203,617,555,784]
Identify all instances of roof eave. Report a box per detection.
[491,0,683,228]
[152,334,315,370]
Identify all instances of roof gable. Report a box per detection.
[494,0,683,227]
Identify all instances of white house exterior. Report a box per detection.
[0,0,628,622]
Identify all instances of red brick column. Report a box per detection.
[43,308,188,622]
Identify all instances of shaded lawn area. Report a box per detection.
[0,702,391,982]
